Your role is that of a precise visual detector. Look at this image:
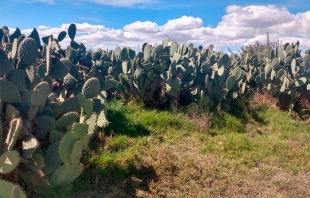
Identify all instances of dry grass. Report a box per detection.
[76,128,310,197]
[186,113,211,133]
[249,88,278,111]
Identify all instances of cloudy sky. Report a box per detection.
[1,0,310,52]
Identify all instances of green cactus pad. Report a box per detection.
[264,63,272,76]
[122,61,128,74]
[97,111,109,128]
[26,68,42,90]
[50,59,70,79]
[69,64,82,81]
[56,111,79,129]
[18,37,38,66]
[63,73,78,87]
[280,77,289,92]
[86,68,97,78]
[143,44,151,62]
[230,67,243,82]
[27,105,38,121]
[171,52,181,63]
[92,98,105,113]
[51,39,60,51]
[31,81,50,106]
[78,93,93,115]
[170,79,180,92]
[59,132,78,165]
[0,179,27,198]
[226,76,236,91]
[295,77,307,87]
[86,113,98,136]
[34,116,56,131]
[0,48,12,75]
[277,69,286,82]
[114,46,121,59]
[4,118,22,152]
[38,106,54,117]
[0,78,21,103]
[170,42,178,56]
[28,28,41,48]
[21,170,50,194]
[153,45,163,58]
[70,40,80,50]
[72,81,83,95]
[60,58,74,71]
[11,38,19,60]
[166,84,178,97]
[82,77,101,98]
[121,48,128,61]
[24,153,44,171]
[79,136,90,150]
[66,46,78,63]
[128,48,135,59]
[49,130,64,144]
[57,31,67,42]
[303,54,310,69]
[198,96,209,107]
[162,36,169,47]
[59,96,80,113]
[271,58,280,71]
[68,23,77,40]
[100,79,113,91]
[0,28,3,41]
[22,135,39,159]
[92,51,101,61]
[153,65,166,74]
[213,88,228,101]
[97,91,107,104]
[0,121,3,149]
[7,69,27,92]
[0,151,20,174]
[49,163,83,187]
[70,140,83,165]
[5,104,20,123]
[72,123,88,139]
[44,141,62,174]
[45,44,51,75]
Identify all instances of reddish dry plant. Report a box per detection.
[295,91,310,110]
[187,109,211,132]
[250,88,278,110]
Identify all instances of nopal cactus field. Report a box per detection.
[0,23,310,197]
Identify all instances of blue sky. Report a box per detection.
[1,0,310,51]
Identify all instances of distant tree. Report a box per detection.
[238,32,283,58]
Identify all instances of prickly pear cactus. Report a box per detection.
[0,23,111,197]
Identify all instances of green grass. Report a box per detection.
[53,98,310,197]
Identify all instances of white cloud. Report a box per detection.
[124,21,160,33]
[38,25,50,29]
[163,16,203,31]
[17,5,310,52]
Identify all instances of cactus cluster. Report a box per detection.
[1,23,310,197]
[0,24,110,196]
[100,37,309,113]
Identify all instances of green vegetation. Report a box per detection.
[1,23,310,197]
[68,98,310,197]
